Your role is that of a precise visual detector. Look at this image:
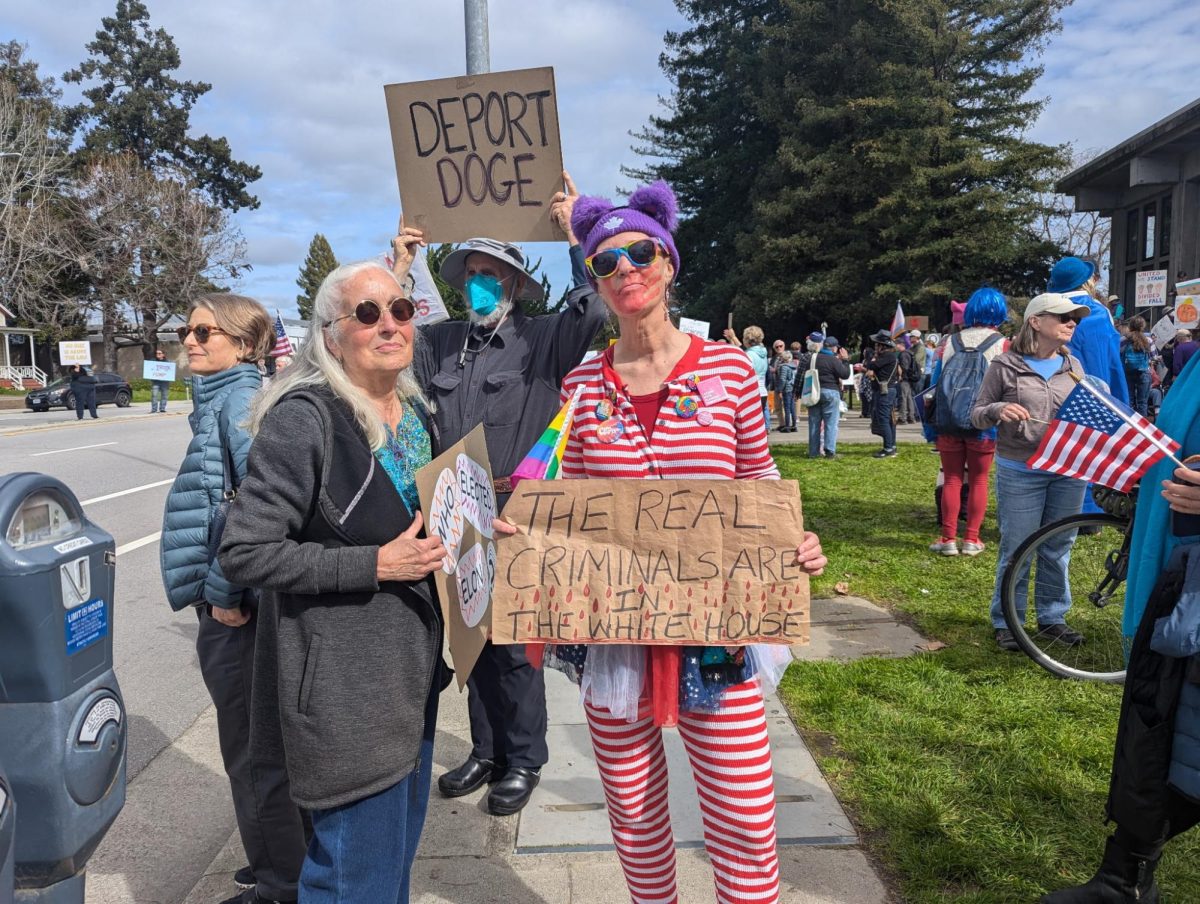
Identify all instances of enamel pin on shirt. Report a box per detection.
[595,418,625,443]
[595,398,614,421]
[675,395,699,419]
[698,376,728,406]
[696,409,714,426]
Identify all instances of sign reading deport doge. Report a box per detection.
[384,67,565,243]
[492,480,810,646]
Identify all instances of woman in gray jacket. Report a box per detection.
[219,261,489,903]
[160,294,307,904]
[971,292,1091,652]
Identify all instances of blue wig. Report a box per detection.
[964,287,1008,328]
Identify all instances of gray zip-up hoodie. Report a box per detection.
[971,350,1082,462]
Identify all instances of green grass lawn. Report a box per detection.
[775,443,1200,903]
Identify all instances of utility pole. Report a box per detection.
[464,0,491,75]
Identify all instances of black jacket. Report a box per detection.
[219,386,449,810]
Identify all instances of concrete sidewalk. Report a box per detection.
[173,599,917,904]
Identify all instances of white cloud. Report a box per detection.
[4,0,1197,315]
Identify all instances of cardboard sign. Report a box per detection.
[678,317,711,341]
[384,67,565,243]
[492,479,810,646]
[905,315,929,331]
[414,424,498,688]
[58,342,91,366]
[142,360,176,382]
[1177,295,1200,328]
[1135,270,1169,308]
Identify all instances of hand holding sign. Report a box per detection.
[390,217,427,286]
[550,170,580,244]
[377,512,449,582]
[794,532,826,576]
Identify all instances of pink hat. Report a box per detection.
[950,300,967,325]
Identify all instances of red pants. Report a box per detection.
[584,679,781,904]
[936,434,996,543]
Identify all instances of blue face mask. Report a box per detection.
[465,274,505,317]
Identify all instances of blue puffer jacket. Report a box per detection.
[160,364,261,611]
[1149,542,1200,801]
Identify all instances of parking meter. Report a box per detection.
[0,473,125,904]
[0,760,13,904]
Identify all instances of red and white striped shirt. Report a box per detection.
[560,335,779,481]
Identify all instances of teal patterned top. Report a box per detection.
[374,404,431,512]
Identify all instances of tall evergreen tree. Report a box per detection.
[295,234,339,321]
[62,0,261,212]
[60,0,255,364]
[625,1,782,328]
[635,0,1070,337]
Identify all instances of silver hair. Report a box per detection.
[248,260,430,450]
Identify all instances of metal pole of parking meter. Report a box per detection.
[465,0,490,75]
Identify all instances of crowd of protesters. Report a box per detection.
[150,144,1200,904]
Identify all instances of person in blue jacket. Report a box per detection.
[1049,256,1131,516]
[1040,352,1200,904]
[160,294,307,904]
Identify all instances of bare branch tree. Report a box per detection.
[0,84,82,337]
[1036,146,1113,293]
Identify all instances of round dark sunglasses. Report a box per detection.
[177,324,231,344]
[585,239,664,279]
[324,298,416,328]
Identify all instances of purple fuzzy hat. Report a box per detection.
[571,181,680,280]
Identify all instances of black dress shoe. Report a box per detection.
[487,766,541,816]
[438,756,501,798]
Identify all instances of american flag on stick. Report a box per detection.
[271,312,294,357]
[1026,376,1182,492]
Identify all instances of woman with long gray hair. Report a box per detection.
[219,261,454,902]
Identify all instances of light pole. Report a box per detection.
[465,0,490,75]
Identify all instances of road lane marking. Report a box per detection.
[31,442,118,457]
[115,532,161,556]
[82,479,174,507]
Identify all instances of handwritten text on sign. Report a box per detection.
[492,480,809,646]
[384,67,564,243]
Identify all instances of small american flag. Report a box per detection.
[271,312,294,357]
[1026,381,1180,492]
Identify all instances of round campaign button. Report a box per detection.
[595,419,625,444]
[696,409,714,426]
[675,395,699,419]
[595,398,614,421]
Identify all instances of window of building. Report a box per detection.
[1143,204,1157,260]
[1161,194,1173,254]
[1126,209,1139,263]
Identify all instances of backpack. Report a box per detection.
[933,332,1002,436]
[1121,340,1150,373]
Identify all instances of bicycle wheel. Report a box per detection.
[1001,513,1129,683]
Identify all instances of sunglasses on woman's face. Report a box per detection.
[325,298,416,328]
[1045,312,1078,324]
[177,324,231,344]
[585,239,664,279]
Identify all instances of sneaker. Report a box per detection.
[1037,623,1084,645]
[823,452,837,460]
[995,629,1020,652]
[1077,524,1102,536]
[219,889,287,904]
[929,540,959,556]
[234,866,254,890]
[960,541,985,557]
[873,448,898,459]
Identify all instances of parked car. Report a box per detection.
[25,372,132,412]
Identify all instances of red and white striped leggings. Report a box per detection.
[584,679,781,904]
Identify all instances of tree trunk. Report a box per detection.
[101,297,119,371]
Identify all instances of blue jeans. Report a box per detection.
[150,381,169,412]
[1126,369,1151,417]
[989,465,1086,629]
[808,389,841,456]
[781,388,796,430]
[301,680,439,903]
[760,395,771,429]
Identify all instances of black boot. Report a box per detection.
[1040,834,1160,903]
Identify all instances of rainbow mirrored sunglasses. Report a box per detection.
[585,238,667,279]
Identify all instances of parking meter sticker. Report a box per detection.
[455,541,495,628]
[455,454,496,538]
[78,697,121,744]
[429,468,464,574]
[53,537,91,555]
[64,598,107,655]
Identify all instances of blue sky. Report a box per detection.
[4,0,1199,319]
